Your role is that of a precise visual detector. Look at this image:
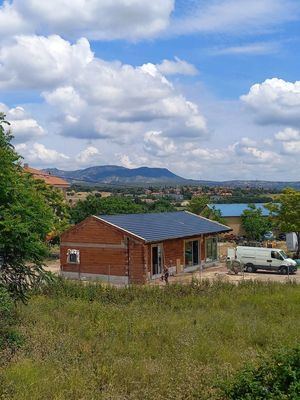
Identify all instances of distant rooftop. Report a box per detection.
[207,203,271,217]
[97,211,231,243]
[24,165,69,187]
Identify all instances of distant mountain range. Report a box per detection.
[43,165,300,189]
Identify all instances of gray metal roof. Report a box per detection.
[96,211,231,243]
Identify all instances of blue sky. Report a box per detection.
[1,0,300,180]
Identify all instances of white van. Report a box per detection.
[227,246,297,274]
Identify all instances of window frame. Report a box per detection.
[67,249,80,264]
[184,239,200,268]
[205,236,218,263]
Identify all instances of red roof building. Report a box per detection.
[24,164,69,194]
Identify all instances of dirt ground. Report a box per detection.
[45,259,300,286]
[163,264,300,286]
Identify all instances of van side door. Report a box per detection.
[256,250,271,271]
[270,251,282,271]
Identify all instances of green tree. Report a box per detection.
[146,198,175,213]
[266,188,300,257]
[241,204,271,241]
[30,179,70,243]
[187,195,210,215]
[202,205,225,224]
[70,195,145,224]
[0,113,55,302]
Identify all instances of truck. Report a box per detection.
[227,246,297,274]
[286,232,298,252]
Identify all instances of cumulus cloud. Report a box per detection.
[281,141,300,154]
[274,128,300,155]
[275,127,300,141]
[241,78,300,126]
[0,35,93,89]
[144,131,177,157]
[118,154,139,169]
[234,143,278,165]
[157,57,198,76]
[37,44,208,141]
[0,34,207,143]
[0,0,174,41]
[0,103,45,142]
[0,1,30,40]
[76,146,102,165]
[15,142,69,164]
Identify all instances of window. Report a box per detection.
[271,251,283,261]
[67,249,80,264]
[185,240,199,267]
[205,237,218,262]
[152,245,163,276]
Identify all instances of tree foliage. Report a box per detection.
[223,347,300,399]
[145,198,175,213]
[202,205,225,224]
[241,204,271,241]
[70,195,144,224]
[31,179,70,243]
[267,188,300,256]
[0,113,56,302]
[187,195,210,215]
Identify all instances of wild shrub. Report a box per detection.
[0,287,23,363]
[222,347,300,399]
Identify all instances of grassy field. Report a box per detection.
[1,280,300,400]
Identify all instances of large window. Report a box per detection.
[205,237,218,262]
[152,245,163,276]
[185,240,199,267]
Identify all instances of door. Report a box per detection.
[185,240,200,270]
[256,250,271,270]
[270,250,283,271]
[152,245,163,278]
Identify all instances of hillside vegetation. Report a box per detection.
[1,280,300,399]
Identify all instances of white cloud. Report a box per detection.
[15,142,69,164]
[0,35,93,89]
[144,131,177,157]
[119,154,139,169]
[274,128,300,154]
[232,138,281,165]
[0,103,45,142]
[212,42,279,55]
[40,48,208,141]
[76,146,102,165]
[170,0,298,36]
[241,78,300,126]
[0,0,174,41]
[282,141,300,154]
[275,127,300,141]
[0,33,207,142]
[157,57,198,76]
[0,1,30,40]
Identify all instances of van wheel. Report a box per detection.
[280,266,288,275]
[246,264,255,273]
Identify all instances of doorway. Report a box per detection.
[151,244,163,277]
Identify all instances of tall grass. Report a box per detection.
[1,279,300,399]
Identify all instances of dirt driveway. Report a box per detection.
[44,259,300,285]
[161,264,300,286]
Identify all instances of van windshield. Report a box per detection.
[279,250,288,259]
